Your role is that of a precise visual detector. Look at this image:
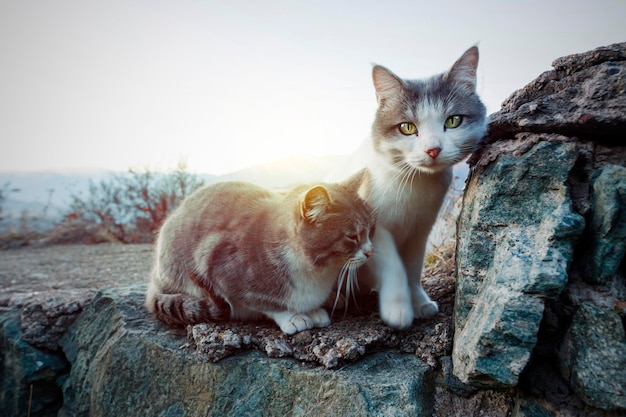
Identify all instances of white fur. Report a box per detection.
[328,88,482,329]
[266,239,372,333]
[267,308,330,334]
[365,154,449,328]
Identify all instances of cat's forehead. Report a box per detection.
[395,75,478,119]
[327,190,374,222]
[407,75,447,100]
[403,96,445,121]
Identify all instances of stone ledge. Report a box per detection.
[58,283,436,417]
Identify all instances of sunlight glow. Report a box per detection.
[0,0,623,174]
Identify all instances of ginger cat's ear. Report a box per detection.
[344,168,371,200]
[301,185,332,222]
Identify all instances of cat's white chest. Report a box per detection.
[371,168,451,244]
[283,249,336,313]
[288,269,335,312]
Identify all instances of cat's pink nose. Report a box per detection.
[363,249,373,258]
[426,147,441,159]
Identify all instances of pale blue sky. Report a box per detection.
[1,0,624,174]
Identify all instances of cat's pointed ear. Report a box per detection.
[445,46,479,91]
[372,65,405,106]
[301,186,332,222]
[344,168,371,200]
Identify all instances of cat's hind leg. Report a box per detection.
[146,292,230,326]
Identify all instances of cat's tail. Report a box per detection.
[145,284,231,327]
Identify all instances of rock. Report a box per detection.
[440,356,477,397]
[487,42,626,143]
[432,384,514,417]
[585,165,626,283]
[512,399,556,417]
[188,304,453,370]
[453,138,585,388]
[559,303,626,411]
[19,291,91,351]
[454,42,626,399]
[0,312,68,417]
[58,283,436,417]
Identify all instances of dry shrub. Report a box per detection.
[46,161,204,245]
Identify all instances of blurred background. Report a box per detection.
[0,0,624,245]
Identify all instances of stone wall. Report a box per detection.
[453,42,626,414]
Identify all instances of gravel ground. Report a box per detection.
[0,243,154,306]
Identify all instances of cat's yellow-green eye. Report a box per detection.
[399,122,417,135]
[444,115,463,129]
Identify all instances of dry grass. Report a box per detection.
[425,240,456,278]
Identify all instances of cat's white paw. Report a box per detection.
[273,312,315,335]
[414,300,439,319]
[308,308,331,328]
[380,299,414,329]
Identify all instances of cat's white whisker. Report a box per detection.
[332,263,350,318]
[395,163,414,206]
[347,263,360,312]
[332,259,364,318]
[380,164,407,203]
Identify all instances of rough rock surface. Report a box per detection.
[487,42,626,143]
[0,244,152,417]
[559,303,626,411]
[59,283,436,417]
[454,138,585,387]
[0,312,68,417]
[585,165,626,283]
[454,41,626,414]
[188,270,455,369]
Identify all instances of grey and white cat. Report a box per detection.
[146,169,374,334]
[328,46,487,329]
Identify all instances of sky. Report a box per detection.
[1,0,624,175]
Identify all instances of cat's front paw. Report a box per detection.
[308,308,331,328]
[414,300,439,319]
[380,300,414,329]
[276,313,314,334]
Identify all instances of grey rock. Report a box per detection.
[559,303,626,411]
[585,165,626,283]
[453,139,585,388]
[432,384,514,417]
[19,291,91,351]
[512,399,556,417]
[58,283,436,417]
[188,310,453,370]
[440,356,477,397]
[488,42,626,142]
[0,311,68,417]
